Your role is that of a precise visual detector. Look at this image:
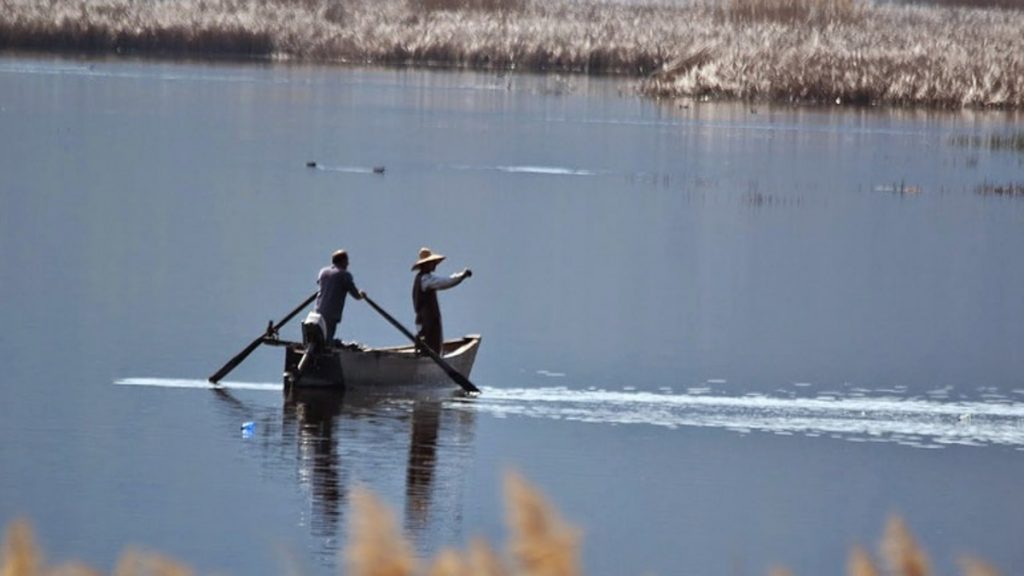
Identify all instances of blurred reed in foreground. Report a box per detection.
[0,471,1007,576]
[0,0,1023,108]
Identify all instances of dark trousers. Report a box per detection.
[324,318,340,343]
[416,321,443,355]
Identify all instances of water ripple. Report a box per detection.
[464,387,1024,449]
[115,377,281,392]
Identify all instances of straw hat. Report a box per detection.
[411,247,446,270]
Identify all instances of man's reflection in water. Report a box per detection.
[212,386,477,558]
[284,389,346,538]
[404,398,478,550]
[405,401,441,532]
[285,389,476,551]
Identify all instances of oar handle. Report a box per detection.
[208,291,319,384]
[364,296,419,343]
[363,294,480,394]
[273,291,319,333]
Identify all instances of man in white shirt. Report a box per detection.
[411,247,471,355]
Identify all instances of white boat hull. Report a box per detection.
[279,335,481,391]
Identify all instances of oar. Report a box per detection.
[362,294,480,394]
[208,291,319,384]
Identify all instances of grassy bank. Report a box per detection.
[1,0,1023,108]
[0,472,1008,576]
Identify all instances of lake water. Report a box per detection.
[1,54,1023,576]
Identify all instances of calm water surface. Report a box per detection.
[2,54,1023,576]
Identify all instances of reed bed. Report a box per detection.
[0,472,1008,576]
[714,0,865,25]
[1,0,1024,108]
[643,1,1024,108]
[899,0,1023,9]
[975,182,1024,197]
[951,132,1024,153]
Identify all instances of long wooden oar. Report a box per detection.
[208,291,319,384]
[362,294,480,394]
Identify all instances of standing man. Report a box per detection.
[316,249,365,343]
[411,247,471,355]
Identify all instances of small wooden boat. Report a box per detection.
[207,294,480,394]
[265,334,481,390]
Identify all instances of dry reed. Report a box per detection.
[1,521,191,576]
[1,520,39,576]
[882,515,933,576]
[0,486,1010,576]
[504,471,581,576]
[1,0,1023,108]
[424,539,507,576]
[112,550,192,576]
[975,182,1024,197]
[847,546,880,576]
[904,0,1022,8]
[959,556,1002,576]
[344,488,417,576]
[715,0,865,25]
[408,0,526,13]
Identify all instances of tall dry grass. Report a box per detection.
[408,0,526,14]
[901,0,1023,8]
[715,0,865,25]
[644,0,1024,108]
[0,519,190,576]
[0,477,1008,576]
[1,0,1023,108]
[847,546,880,576]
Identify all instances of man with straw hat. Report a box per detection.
[316,249,365,344]
[411,247,472,355]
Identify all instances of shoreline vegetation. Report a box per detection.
[0,473,1007,576]
[1,0,1023,109]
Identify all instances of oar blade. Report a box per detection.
[208,291,319,385]
[208,336,263,384]
[445,365,480,393]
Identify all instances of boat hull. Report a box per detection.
[279,335,480,391]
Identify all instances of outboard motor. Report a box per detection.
[292,311,327,384]
[301,311,327,349]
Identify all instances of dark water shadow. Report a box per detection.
[210,385,475,559]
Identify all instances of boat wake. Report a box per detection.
[313,164,381,174]
[113,378,1024,449]
[463,387,1024,450]
[115,377,281,392]
[494,165,599,176]
[449,164,600,177]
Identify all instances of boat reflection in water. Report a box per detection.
[212,385,477,563]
